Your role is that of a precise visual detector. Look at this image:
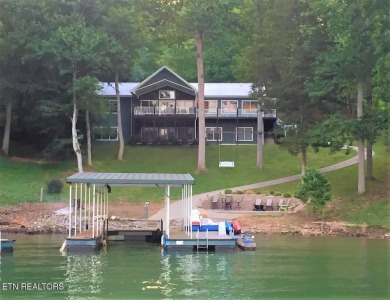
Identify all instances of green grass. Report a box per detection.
[255,138,390,228]
[1,140,388,228]
[0,143,353,204]
[0,158,73,204]
[90,144,353,202]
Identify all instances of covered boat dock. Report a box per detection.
[63,172,236,251]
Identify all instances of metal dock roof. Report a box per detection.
[66,172,195,187]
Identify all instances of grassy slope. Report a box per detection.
[0,141,387,228]
[0,144,351,203]
[258,139,389,228]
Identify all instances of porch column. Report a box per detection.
[165,185,170,238]
[74,183,78,236]
[68,184,72,238]
[92,184,96,238]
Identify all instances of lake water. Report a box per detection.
[0,234,389,300]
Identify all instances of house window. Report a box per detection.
[108,100,117,114]
[236,127,253,141]
[177,127,194,140]
[158,100,175,114]
[94,127,118,141]
[176,100,194,114]
[221,100,237,114]
[141,100,157,107]
[141,127,158,139]
[206,127,222,141]
[160,127,175,139]
[205,100,218,114]
[159,90,175,99]
[242,100,258,113]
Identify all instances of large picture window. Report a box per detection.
[205,100,218,114]
[94,127,118,141]
[242,100,257,113]
[159,90,175,99]
[236,127,253,141]
[176,100,194,114]
[221,100,237,114]
[206,127,222,141]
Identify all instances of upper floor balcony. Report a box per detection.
[133,106,276,118]
[202,108,276,118]
[134,106,196,116]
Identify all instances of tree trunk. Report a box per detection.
[72,68,83,173]
[86,108,92,166]
[195,31,207,172]
[256,105,263,169]
[2,100,12,155]
[116,73,124,161]
[300,145,307,176]
[366,77,373,180]
[357,81,365,194]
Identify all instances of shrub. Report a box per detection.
[224,189,233,194]
[191,139,199,146]
[245,190,254,194]
[160,138,169,145]
[168,137,180,145]
[47,178,63,194]
[181,137,188,145]
[274,192,281,196]
[269,191,275,195]
[152,137,161,145]
[283,193,291,198]
[296,168,332,212]
[236,190,244,194]
[128,136,141,145]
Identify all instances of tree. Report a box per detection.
[296,168,332,213]
[237,0,330,175]
[303,0,384,193]
[41,16,109,172]
[174,0,240,172]
[100,1,146,161]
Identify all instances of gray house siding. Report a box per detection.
[121,97,132,142]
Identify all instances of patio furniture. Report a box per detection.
[235,195,243,210]
[253,198,264,211]
[265,198,273,211]
[225,195,233,210]
[278,199,290,211]
[211,196,219,209]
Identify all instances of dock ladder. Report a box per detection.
[196,229,209,251]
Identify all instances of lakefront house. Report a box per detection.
[97,66,277,145]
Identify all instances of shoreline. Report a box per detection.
[1,202,389,240]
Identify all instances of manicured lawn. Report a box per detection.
[0,158,73,204]
[0,143,353,204]
[254,139,390,228]
[91,143,354,202]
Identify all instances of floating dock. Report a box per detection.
[163,231,236,251]
[0,239,15,253]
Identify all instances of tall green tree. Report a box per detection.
[101,0,147,161]
[237,0,332,174]
[174,0,240,172]
[41,16,109,172]
[304,0,386,193]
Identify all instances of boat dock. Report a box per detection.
[62,172,251,252]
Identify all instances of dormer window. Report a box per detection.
[159,90,175,100]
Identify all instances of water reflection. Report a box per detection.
[64,252,105,299]
[159,252,236,299]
